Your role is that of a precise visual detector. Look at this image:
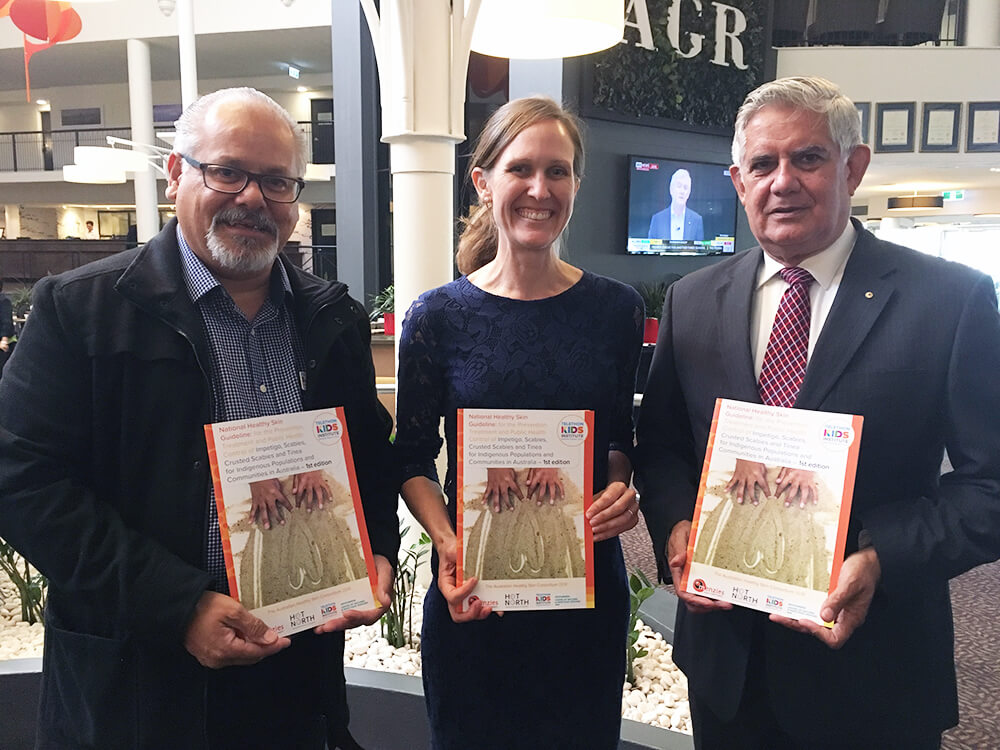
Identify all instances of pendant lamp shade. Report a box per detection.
[470,0,624,59]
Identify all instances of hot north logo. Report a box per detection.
[558,416,588,446]
[313,413,342,444]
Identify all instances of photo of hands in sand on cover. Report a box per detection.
[462,467,586,582]
[692,456,842,593]
[224,470,369,609]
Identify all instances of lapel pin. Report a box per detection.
[865,291,874,299]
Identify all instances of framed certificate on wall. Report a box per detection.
[875,102,915,153]
[967,102,1000,152]
[921,103,961,152]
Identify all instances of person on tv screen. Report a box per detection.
[648,168,705,242]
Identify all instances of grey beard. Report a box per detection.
[205,207,280,275]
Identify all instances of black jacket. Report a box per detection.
[0,220,399,748]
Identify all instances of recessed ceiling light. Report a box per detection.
[297,86,308,93]
[990,167,1000,173]
[287,64,300,79]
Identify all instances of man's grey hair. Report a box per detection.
[731,76,862,166]
[172,87,308,175]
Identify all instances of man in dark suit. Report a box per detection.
[636,76,1000,749]
[648,168,705,242]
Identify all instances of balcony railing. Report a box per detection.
[0,122,320,174]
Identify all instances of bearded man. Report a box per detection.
[0,87,399,750]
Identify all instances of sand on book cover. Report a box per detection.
[681,399,863,625]
[456,409,595,611]
[204,408,377,636]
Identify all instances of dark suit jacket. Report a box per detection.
[648,206,704,242]
[635,221,1000,742]
[0,221,400,748]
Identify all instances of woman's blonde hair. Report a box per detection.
[456,96,585,275]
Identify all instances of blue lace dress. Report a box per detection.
[395,271,644,750]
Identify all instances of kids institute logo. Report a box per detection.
[820,423,853,449]
[558,415,588,446]
[313,412,343,444]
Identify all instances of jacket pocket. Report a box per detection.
[39,625,137,749]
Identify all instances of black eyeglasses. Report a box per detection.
[181,154,305,203]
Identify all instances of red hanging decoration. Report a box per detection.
[4,0,82,100]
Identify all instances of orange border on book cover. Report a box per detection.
[583,410,596,608]
[203,424,240,599]
[336,406,380,604]
[680,398,723,593]
[828,414,864,591]
[456,408,466,592]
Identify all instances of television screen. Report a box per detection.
[626,155,738,256]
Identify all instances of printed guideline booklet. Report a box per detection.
[456,408,595,611]
[204,407,378,636]
[683,399,863,625]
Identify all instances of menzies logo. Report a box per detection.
[558,416,588,446]
[314,412,343,444]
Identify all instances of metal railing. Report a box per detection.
[0,122,320,174]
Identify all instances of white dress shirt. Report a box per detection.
[751,222,857,378]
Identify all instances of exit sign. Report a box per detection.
[942,190,965,201]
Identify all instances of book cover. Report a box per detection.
[204,407,377,636]
[682,399,863,624]
[457,408,595,611]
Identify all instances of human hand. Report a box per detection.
[249,478,293,529]
[769,547,880,648]
[436,536,492,623]
[726,459,771,505]
[526,468,565,505]
[586,481,639,542]
[183,591,290,668]
[774,468,818,508]
[291,470,331,512]
[667,521,733,614]
[0,338,8,352]
[481,468,523,513]
[314,554,394,633]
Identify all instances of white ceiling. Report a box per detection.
[0,27,332,92]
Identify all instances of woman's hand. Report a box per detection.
[526,468,565,505]
[435,536,492,623]
[481,468,523,513]
[586,481,639,542]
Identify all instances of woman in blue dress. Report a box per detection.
[395,96,644,749]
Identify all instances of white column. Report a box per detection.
[4,205,20,239]
[127,39,159,244]
[965,0,1000,47]
[176,0,199,108]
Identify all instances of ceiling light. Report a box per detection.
[297,86,309,93]
[75,146,152,173]
[287,64,301,79]
[63,165,127,184]
[990,167,1000,173]
[471,0,624,59]
[887,196,944,211]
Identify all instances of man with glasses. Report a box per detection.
[0,88,399,749]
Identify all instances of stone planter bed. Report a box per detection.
[2,575,692,743]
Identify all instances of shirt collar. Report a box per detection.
[177,225,294,305]
[757,221,856,291]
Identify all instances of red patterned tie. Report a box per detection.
[759,267,814,408]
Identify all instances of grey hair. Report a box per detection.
[172,87,308,175]
[670,168,691,189]
[731,76,862,166]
